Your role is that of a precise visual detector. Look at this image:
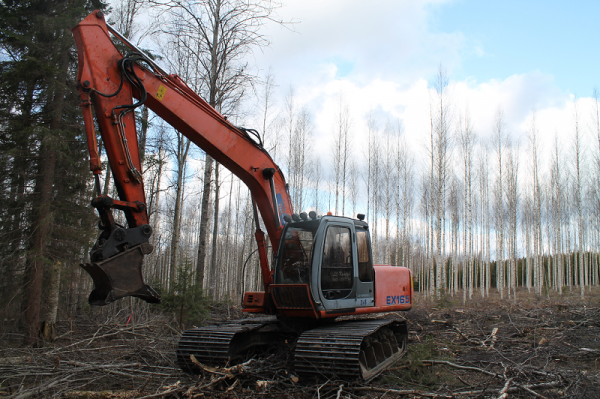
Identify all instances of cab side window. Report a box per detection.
[356,228,374,282]
[321,226,353,299]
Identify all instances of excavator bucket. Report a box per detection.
[80,243,161,306]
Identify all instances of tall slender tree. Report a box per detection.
[571,100,586,298]
[492,107,506,298]
[153,0,281,286]
[529,111,544,295]
[430,66,452,297]
[333,94,351,215]
[458,110,476,300]
[0,0,106,344]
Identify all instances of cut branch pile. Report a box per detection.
[0,318,182,398]
[1,295,599,398]
[390,295,600,398]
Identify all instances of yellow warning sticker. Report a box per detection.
[156,85,167,101]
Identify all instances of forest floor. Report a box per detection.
[1,288,599,399]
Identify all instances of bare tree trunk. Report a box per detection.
[506,141,519,300]
[154,0,282,288]
[314,159,321,212]
[23,46,68,345]
[41,262,61,341]
[493,108,506,299]
[550,135,565,293]
[431,65,452,298]
[459,110,475,300]
[196,155,214,286]
[169,135,191,288]
[400,138,414,270]
[332,94,346,214]
[530,111,543,295]
[478,144,491,297]
[288,107,312,211]
[209,163,220,298]
[572,100,585,298]
[285,86,295,194]
[382,121,394,263]
[364,112,377,227]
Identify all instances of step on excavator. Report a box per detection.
[72,11,413,381]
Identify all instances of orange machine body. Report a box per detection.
[245,265,413,318]
[73,11,413,320]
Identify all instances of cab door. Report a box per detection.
[354,225,375,307]
[317,221,374,311]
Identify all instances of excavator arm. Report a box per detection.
[73,11,292,307]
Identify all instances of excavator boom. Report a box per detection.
[73,11,292,306]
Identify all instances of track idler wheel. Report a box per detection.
[294,319,408,381]
[358,323,408,380]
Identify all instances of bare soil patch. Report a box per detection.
[1,289,599,398]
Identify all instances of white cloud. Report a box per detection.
[279,69,598,180]
[257,0,463,89]
[113,0,599,195]
[251,0,598,179]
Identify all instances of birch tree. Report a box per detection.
[458,110,476,300]
[284,87,296,182]
[394,120,414,268]
[529,111,544,295]
[505,139,519,299]
[333,94,351,215]
[492,108,506,298]
[430,66,452,297]
[363,113,381,259]
[477,143,491,297]
[382,120,396,263]
[153,0,282,287]
[289,107,313,211]
[348,159,359,217]
[399,139,415,269]
[168,132,192,287]
[572,100,585,298]
[592,90,600,287]
[364,112,378,225]
[313,158,322,213]
[550,135,565,292]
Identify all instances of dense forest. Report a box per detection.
[1,0,600,347]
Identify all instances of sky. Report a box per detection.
[251,0,600,167]
[103,0,600,215]
[98,0,600,251]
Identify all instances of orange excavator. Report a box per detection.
[73,11,413,381]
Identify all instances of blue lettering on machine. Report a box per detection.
[386,295,410,305]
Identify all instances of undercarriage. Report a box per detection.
[176,316,408,381]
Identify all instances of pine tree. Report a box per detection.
[0,0,107,344]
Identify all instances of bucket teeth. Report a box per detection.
[81,243,160,306]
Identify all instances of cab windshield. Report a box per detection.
[275,221,319,284]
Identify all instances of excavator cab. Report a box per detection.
[272,215,375,317]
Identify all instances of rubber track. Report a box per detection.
[294,319,406,381]
[177,323,263,372]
